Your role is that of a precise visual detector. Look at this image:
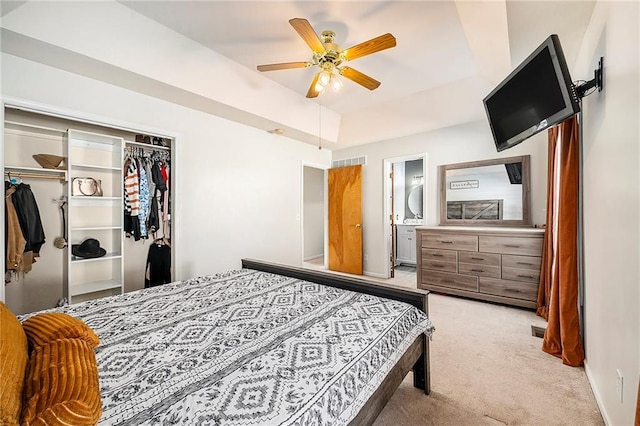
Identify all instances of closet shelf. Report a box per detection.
[70,134,121,151]
[70,163,121,172]
[69,196,121,207]
[4,120,66,137]
[71,226,123,232]
[69,279,122,297]
[71,252,122,263]
[4,165,67,181]
[125,140,171,151]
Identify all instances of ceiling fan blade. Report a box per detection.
[257,62,311,72]
[339,67,381,90]
[342,33,396,61]
[289,18,326,54]
[306,73,321,98]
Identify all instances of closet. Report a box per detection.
[2,106,174,314]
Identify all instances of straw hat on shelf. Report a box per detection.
[32,154,66,169]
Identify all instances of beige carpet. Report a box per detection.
[373,293,604,426]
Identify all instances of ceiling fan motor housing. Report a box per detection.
[319,30,342,66]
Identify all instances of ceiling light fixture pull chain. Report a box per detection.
[318,103,322,150]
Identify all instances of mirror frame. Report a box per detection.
[439,155,532,227]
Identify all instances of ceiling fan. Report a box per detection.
[257,18,396,98]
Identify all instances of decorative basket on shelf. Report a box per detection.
[32,154,66,169]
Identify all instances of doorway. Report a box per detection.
[383,153,428,279]
[301,164,327,269]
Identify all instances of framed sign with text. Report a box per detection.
[450,180,479,190]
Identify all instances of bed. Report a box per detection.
[14,259,434,425]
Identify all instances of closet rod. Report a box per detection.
[4,172,66,181]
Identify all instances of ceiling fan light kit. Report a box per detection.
[257,18,396,98]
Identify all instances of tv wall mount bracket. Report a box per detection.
[575,56,604,99]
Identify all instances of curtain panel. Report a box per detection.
[536,116,584,367]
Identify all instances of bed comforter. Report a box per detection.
[25,268,434,425]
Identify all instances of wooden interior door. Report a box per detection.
[328,165,363,274]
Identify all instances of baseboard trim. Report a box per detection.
[303,254,324,262]
[584,360,611,425]
[363,270,387,279]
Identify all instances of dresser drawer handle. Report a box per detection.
[431,264,445,268]
[517,262,533,266]
[471,268,485,273]
[440,240,454,244]
[441,279,454,283]
[471,257,484,261]
[504,288,521,293]
[517,274,535,279]
[432,253,444,257]
[504,244,520,248]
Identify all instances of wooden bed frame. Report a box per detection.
[241,259,431,425]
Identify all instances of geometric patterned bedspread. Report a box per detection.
[22,268,435,425]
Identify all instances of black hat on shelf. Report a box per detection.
[71,238,107,259]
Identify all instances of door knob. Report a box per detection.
[355,224,362,228]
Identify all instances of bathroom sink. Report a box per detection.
[402,219,423,225]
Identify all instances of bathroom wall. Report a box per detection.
[404,159,423,220]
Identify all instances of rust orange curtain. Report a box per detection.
[636,378,640,426]
[536,115,584,367]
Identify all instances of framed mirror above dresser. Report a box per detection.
[425,155,542,308]
[439,155,531,227]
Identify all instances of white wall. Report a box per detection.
[1,53,331,288]
[573,2,639,424]
[333,119,547,277]
[303,166,324,261]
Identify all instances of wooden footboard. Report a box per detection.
[241,259,432,406]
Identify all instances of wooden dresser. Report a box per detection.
[416,226,545,309]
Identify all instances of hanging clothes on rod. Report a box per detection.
[123,148,141,240]
[5,177,46,280]
[6,182,27,275]
[123,146,171,242]
[144,237,171,288]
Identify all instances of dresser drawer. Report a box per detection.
[422,259,457,273]
[421,270,478,292]
[502,267,540,283]
[422,233,478,251]
[502,254,541,271]
[459,262,501,278]
[422,248,457,263]
[501,254,541,283]
[479,236,542,256]
[479,277,538,301]
[459,251,500,267]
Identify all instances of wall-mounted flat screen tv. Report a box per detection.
[483,34,581,152]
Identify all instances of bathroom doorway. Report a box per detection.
[383,153,428,279]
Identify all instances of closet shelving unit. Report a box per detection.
[66,129,124,303]
[3,107,174,310]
